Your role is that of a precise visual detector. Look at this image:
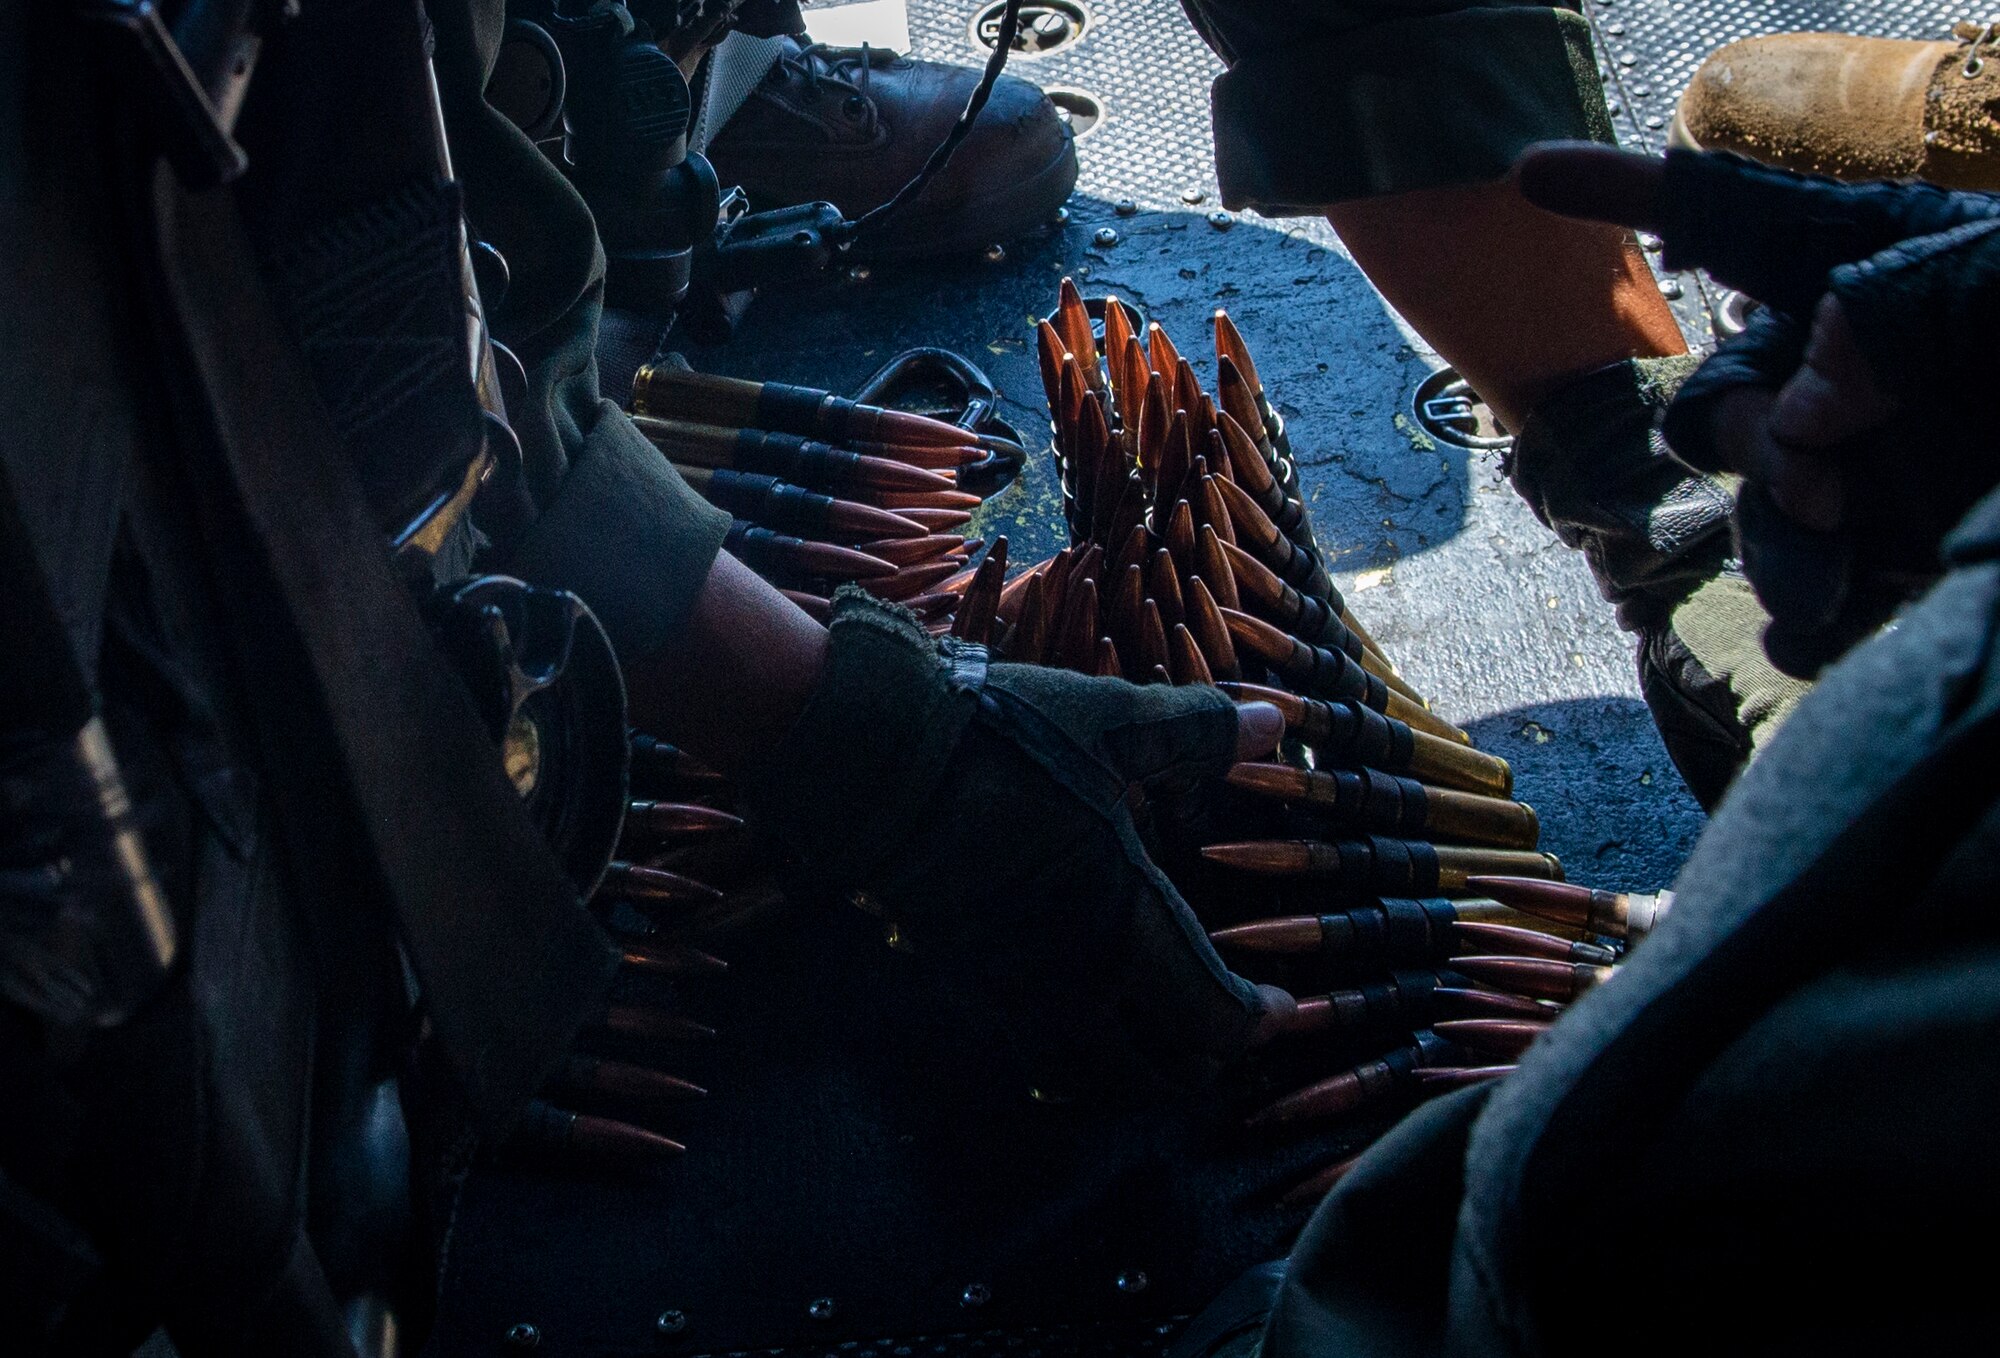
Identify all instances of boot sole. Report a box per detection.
[849,136,1081,259]
[1666,106,1703,153]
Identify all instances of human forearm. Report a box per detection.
[623,548,830,780]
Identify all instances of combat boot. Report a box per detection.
[704,39,1078,257]
[1671,23,2000,189]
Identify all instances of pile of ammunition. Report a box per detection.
[628,363,998,623]
[502,730,782,1176]
[592,328,1676,1205]
[958,284,1670,1202]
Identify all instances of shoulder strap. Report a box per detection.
[140,159,615,1127]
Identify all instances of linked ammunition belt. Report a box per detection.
[445,303,1677,1356]
[503,299,1671,1208]
[987,286,1677,1197]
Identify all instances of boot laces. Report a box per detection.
[1955,19,2000,76]
[775,41,897,127]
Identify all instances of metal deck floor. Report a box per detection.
[667,0,1960,890]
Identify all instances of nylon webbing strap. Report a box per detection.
[143,163,616,1127]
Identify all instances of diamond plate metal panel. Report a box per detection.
[904,0,1231,211]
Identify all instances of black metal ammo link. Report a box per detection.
[1309,969,1495,1028]
[1283,695,1417,770]
[693,468,866,538]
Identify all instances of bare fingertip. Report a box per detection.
[1512,141,1667,232]
[1234,700,1285,759]
[1250,984,1300,1047]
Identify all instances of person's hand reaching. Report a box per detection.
[741,590,1294,1101]
[1514,143,2000,675]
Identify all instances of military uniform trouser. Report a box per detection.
[1173,0,1808,805]
[1506,358,1810,808]
[1176,0,1615,212]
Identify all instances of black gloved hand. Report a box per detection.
[741,590,1289,1101]
[1516,143,2000,676]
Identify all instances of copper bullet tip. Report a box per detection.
[1464,875,1667,937]
[1146,321,1182,377]
[1093,636,1123,678]
[624,801,745,838]
[1410,1065,1518,1093]
[573,1112,688,1161]
[601,1005,720,1043]
[1433,1019,1551,1061]
[1433,986,1560,1022]
[1465,875,1592,916]
[873,406,991,449]
[562,1055,710,1105]
[1218,607,1292,666]
[1200,840,1312,875]
[619,941,731,977]
[1224,761,1309,801]
[1452,920,1616,966]
[1451,955,1610,1002]
[832,455,960,494]
[1208,915,1324,954]
[1246,1057,1398,1129]
[1168,623,1212,685]
[599,861,726,905]
[1246,1070,1364,1130]
[872,558,962,601]
[827,498,931,540]
[898,508,975,532]
[855,439,987,470]
[760,539,900,581]
[872,489,983,512]
[856,533,967,567]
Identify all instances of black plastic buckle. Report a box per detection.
[82,0,253,186]
[708,199,846,293]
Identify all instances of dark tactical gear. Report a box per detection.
[0,0,674,1344]
[426,0,734,658]
[1505,357,1809,807]
[740,590,1270,1098]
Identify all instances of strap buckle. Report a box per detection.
[80,0,271,185]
